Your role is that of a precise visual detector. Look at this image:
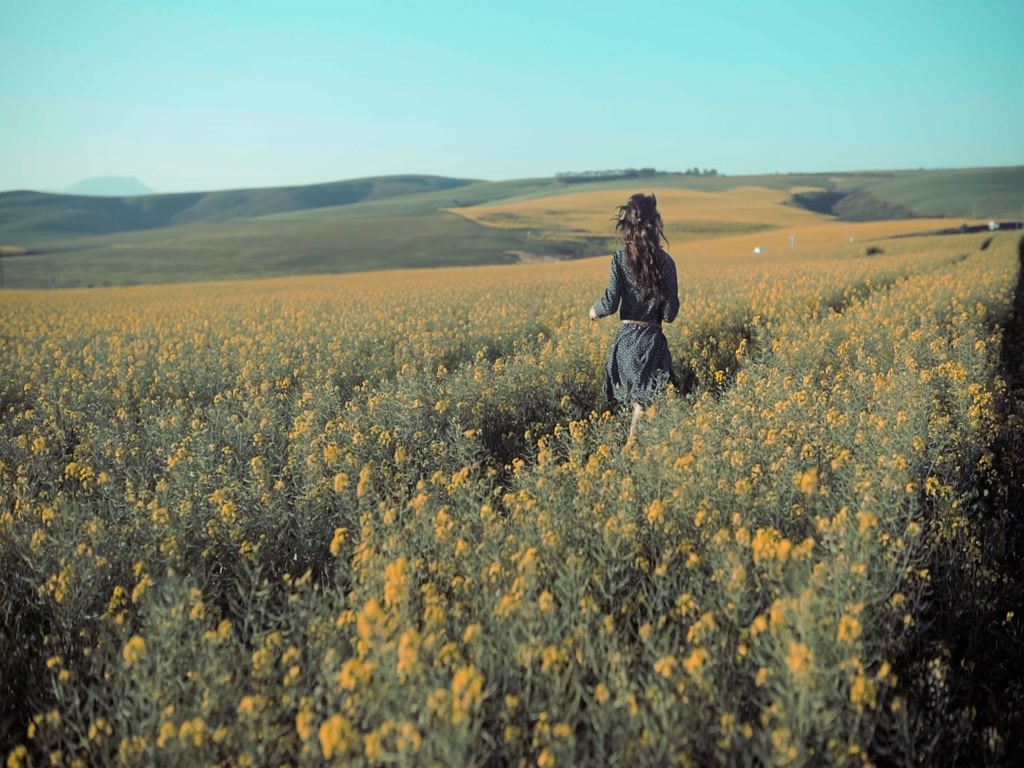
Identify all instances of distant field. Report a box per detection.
[0,211,533,289]
[447,186,821,245]
[449,186,983,263]
[0,167,1020,289]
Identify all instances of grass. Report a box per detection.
[0,175,480,244]
[0,212,535,289]
[834,166,1024,219]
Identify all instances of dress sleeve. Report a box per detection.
[661,255,680,323]
[592,251,622,318]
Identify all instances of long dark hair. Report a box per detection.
[614,193,668,301]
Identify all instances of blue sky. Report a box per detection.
[1,0,1022,193]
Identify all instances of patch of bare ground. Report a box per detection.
[505,250,569,264]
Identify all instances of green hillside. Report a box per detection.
[0,174,477,244]
[834,166,1024,219]
[0,211,541,289]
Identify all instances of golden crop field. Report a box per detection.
[2,230,1023,766]
[447,186,977,254]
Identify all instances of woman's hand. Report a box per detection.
[589,306,598,322]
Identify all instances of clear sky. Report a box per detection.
[2,0,1022,193]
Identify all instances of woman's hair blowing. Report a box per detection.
[614,193,667,301]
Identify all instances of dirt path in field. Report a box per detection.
[993,233,1024,520]
[505,250,567,264]
[1000,236,1024,387]
[925,233,1024,764]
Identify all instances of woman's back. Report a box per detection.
[594,247,680,325]
[589,193,682,438]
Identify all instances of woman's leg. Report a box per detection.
[628,402,643,439]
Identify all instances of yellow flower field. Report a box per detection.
[1,230,1021,766]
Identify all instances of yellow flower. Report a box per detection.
[237,695,266,718]
[797,468,819,495]
[396,721,422,754]
[683,648,708,675]
[646,499,665,525]
[856,511,877,534]
[595,683,610,704]
[337,658,368,690]
[323,442,341,465]
[122,635,145,666]
[7,745,28,768]
[397,629,420,676]
[837,614,862,643]
[463,623,481,644]
[157,721,176,749]
[364,729,385,761]
[772,727,797,762]
[451,665,484,725]
[296,709,314,742]
[655,655,676,678]
[356,466,372,498]
[786,641,812,679]
[356,598,385,643]
[88,718,112,743]
[332,472,349,493]
[329,527,348,557]
[178,717,206,747]
[383,557,409,607]
[849,674,877,709]
[751,527,779,563]
[319,714,354,760]
[131,575,152,604]
[668,596,694,624]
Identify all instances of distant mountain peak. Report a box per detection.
[64,176,154,197]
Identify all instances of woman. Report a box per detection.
[589,193,680,439]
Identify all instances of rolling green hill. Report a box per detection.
[832,166,1024,219]
[0,176,597,289]
[0,167,1020,289]
[0,174,477,244]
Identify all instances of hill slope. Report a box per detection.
[836,166,1024,219]
[1,167,1021,289]
[0,174,477,243]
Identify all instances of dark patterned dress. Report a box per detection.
[592,248,680,406]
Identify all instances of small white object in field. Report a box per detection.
[988,221,999,231]
[753,246,764,254]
